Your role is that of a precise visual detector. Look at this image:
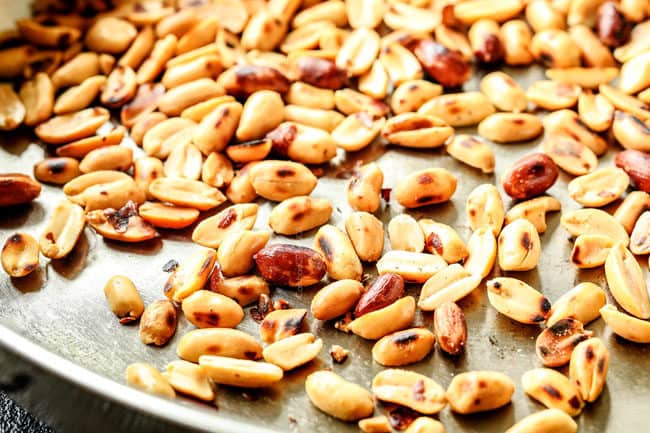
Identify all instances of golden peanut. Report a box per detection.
[358,416,391,433]
[630,211,650,255]
[612,111,650,152]
[377,250,447,283]
[125,363,175,398]
[505,409,577,433]
[260,308,307,343]
[192,204,257,249]
[235,90,284,141]
[136,34,178,84]
[332,112,384,152]
[418,92,495,127]
[600,304,650,343]
[578,92,614,132]
[479,71,527,112]
[164,142,202,180]
[162,360,214,402]
[378,42,422,86]
[466,184,504,236]
[85,17,136,54]
[349,296,416,340]
[104,275,144,325]
[568,167,629,207]
[334,88,389,118]
[384,2,437,33]
[358,60,389,99]
[605,242,650,319]
[404,418,445,433]
[527,80,581,110]
[218,230,270,277]
[132,157,164,200]
[139,300,177,346]
[263,332,323,370]
[149,178,226,211]
[568,25,616,68]
[344,211,384,262]
[469,19,505,65]
[158,78,225,118]
[39,200,85,259]
[162,54,222,89]
[542,134,598,176]
[545,66,618,90]
[226,138,273,164]
[619,51,650,94]
[286,82,335,110]
[504,196,561,234]
[51,52,100,90]
[293,1,348,27]
[419,264,481,312]
[139,202,199,230]
[501,19,534,66]
[240,10,287,51]
[182,290,244,329]
[119,26,155,70]
[86,201,157,243]
[55,126,126,160]
[199,355,283,388]
[130,112,168,147]
[487,277,551,324]
[80,145,133,174]
[497,219,541,271]
[395,168,457,209]
[526,0,565,32]
[561,208,629,246]
[372,328,435,366]
[418,219,468,264]
[536,318,593,367]
[544,109,608,156]
[33,157,80,185]
[390,79,442,114]
[311,279,363,320]
[569,338,609,403]
[530,29,581,68]
[478,113,543,143]
[614,191,650,234]
[177,328,262,362]
[446,371,515,414]
[142,117,196,159]
[314,224,363,281]
[599,83,650,120]
[522,368,584,416]
[388,214,424,253]
[210,275,269,307]
[347,162,383,213]
[269,196,332,235]
[35,107,110,145]
[248,160,317,201]
[306,371,374,421]
[570,234,615,268]
[382,113,453,149]
[445,135,495,174]
[372,369,446,414]
[463,227,497,278]
[283,105,344,132]
[180,95,235,122]
[19,72,53,126]
[64,171,144,211]
[1,232,39,278]
[267,122,337,164]
[164,248,217,303]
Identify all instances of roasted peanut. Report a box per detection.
[149,178,226,211]
[86,201,157,243]
[404,417,445,433]
[561,208,629,245]
[578,92,614,132]
[255,243,327,287]
[344,211,384,262]
[132,157,164,200]
[536,318,593,367]
[226,138,273,164]
[292,55,346,89]
[612,111,650,152]
[103,275,144,325]
[479,71,527,112]
[412,39,472,88]
[453,0,524,24]
[283,105,344,132]
[446,371,515,414]
[19,73,53,126]
[630,211,650,255]
[372,328,435,366]
[35,107,110,145]
[382,113,453,149]
[487,277,551,324]
[182,290,244,329]
[349,296,416,340]
[542,134,598,176]
[80,146,133,174]
[218,230,270,277]
[419,264,481,312]
[219,64,291,99]
[390,80,442,114]
[178,328,262,362]
[157,78,224,117]
[358,416,391,433]
[418,92,494,127]
[63,171,144,211]
[286,82,335,110]
[39,200,85,259]
[164,248,217,303]
[378,42,422,86]
[139,300,177,346]
[162,54,222,89]
[119,26,155,70]
[260,308,307,343]
[605,242,649,318]
[234,90,284,141]
[192,203,258,249]
[548,282,607,328]
[526,0,565,32]
[33,157,80,185]
[180,95,235,122]
[358,60,389,99]
[130,112,168,147]
[314,224,363,281]
[377,250,447,283]
[267,121,337,164]
[263,332,322,370]
[600,304,650,343]
[570,234,615,268]
[347,162,383,213]
[498,219,541,271]
[522,368,584,416]
[51,52,100,90]
[434,301,467,356]
[600,83,650,120]
[136,34,178,84]
[478,113,543,143]
[1,233,39,278]
[469,19,505,65]
[164,142,202,180]
[445,135,495,174]
[55,126,126,160]
[543,109,608,156]
[311,279,363,320]
[505,196,562,234]
[163,360,214,402]
[372,369,446,414]
[334,88,390,118]
[418,219,468,264]
[614,191,650,234]
[568,167,629,207]
[527,80,581,110]
[269,196,332,235]
[615,150,650,193]
[501,19,534,66]
[597,2,632,47]
[85,17,136,54]
[384,2,438,34]
[138,202,199,230]
[530,30,581,68]
[465,184,504,236]
[569,25,616,68]
[507,409,577,433]
[387,214,424,253]
[501,153,559,200]
[199,355,283,388]
[355,273,405,318]
[306,371,374,421]
[125,363,175,398]
[569,338,609,403]
[463,227,497,278]
[395,168,457,209]
[546,66,618,90]
[248,160,317,201]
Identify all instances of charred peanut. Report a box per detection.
[543,109,608,156]
[236,91,284,141]
[390,80,442,114]
[569,338,609,403]
[446,135,495,174]
[453,0,524,24]
[311,279,363,321]
[1,233,39,278]
[630,212,650,255]
[548,282,607,327]
[614,191,650,234]
[505,196,561,234]
[446,371,515,414]
[39,200,85,259]
[164,142,202,180]
[612,111,650,153]
[561,208,629,245]
[418,219,468,264]
[199,355,283,388]
[404,418,445,433]
[217,230,270,277]
[388,214,424,253]
[469,19,505,65]
[578,93,614,132]
[418,92,495,127]
[615,150,650,193]
[349,296,416,340]
[139,300,177,346]
[181,290,244,329]
[19,73,54,126]
[522,368,584,416]
[79,146,133,174]
[269,196,332,235]
[149,178,226,211]
[163,360,214,402]
[355,273,405,318]
[536,318,593,367]
[34,158,80,185]
[600,304,650,343]
[419,264,481,312]
[372,369,447,414]
[344,211,385,262]
[260,308,307,343]
[177,328,262,362]
[292,55,347,90]
[104,276,144,325]
[498,219,541,272]
[505,409,577,433]
[372,328,435,366]
[35,107,110,145]
[570,234,615,268]
[466,184,504,236]
[487,278,551,324]
[382,113,454,149]
[502,153,559,200]
[267,122,337,164]
[314,224,363,281]
[434,302,467,356]
[395,168,457,209]
[605,242,650,319]
[125,363,175,398]
[480,71,527,112]
[248,160,317,201]
[263,333,323,370]
[542,134,598,176]
[377,251,447,283]
[412,39,472,88]
[138,202,199,230]
[568,168,629,207]
[478,113,543,143]
[254,244,327,287]
[86,200,157,243]
[306,371,374,421]
[331,112,384,152]
[164,248,217,303]
[192,204,258,249]
[501,20,534,66]
[463,227,497,278]
[347,162,384,213]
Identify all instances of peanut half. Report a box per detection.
[372,369,447,414]
[1,233,39,278]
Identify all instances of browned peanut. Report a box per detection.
[612,111,650,153]
[51,52,100,90]
[501,153,559,200]
[86,201,157,243]
[600,84,650,120]
[283,105,343,132]
[132,157,163,200]
[181,95,236,122]
[526,0,565,31]
[568,167,629,207]
[218,64,291,99]
[139,300,177,346]
[466,184,504,236]
[378,42,422,86]
[217,230,269,277]
[336,28,380,76]
[501,20,535,66]
[605,242,649,318]
[104,275,144,325]
[287,82,335,110]
[164,142,202,180]
[269,196,332,235]
[138,202,199,230]
[358,60,389,99]
[80,146,133,174]
[569,338,609,403]
[199,355,283,388]
[446,371,515,414]
[345,211,384,262]
[226,163,258,204]
[570,234,614,268]
[164,248,217,303]
[162,359,214,402]
[181,290,244,328]
[35,107,110,145]
[192,203,257,248]
[267,122,337,164]
[149,178,226,211]
[578,92,614,133]
[314,224,363,281]
[395,168,457,209]
[125,363,175,398]
[469,19,505,65]
[226,138,273,164]
[433,301,467,356]
[260,308,307,343]
[382,113,453,149]
[334,88,390,118]
[33,157,80,185]
[568,25,616,68]
[498,219,541,271]
[463,227,497,278]
[177,328,262,362]
[419,219,468,264]
[548,282,607,327]
[372,328,435,366]
[39,200,85,259]
[418,92,494,127]
[355,273,405,317]
[248,160,317,201]
[263,332,323,371]
[347,162,383,213]
[210,275,269,307]
[137,34,178,84]
[55,126,126,159]
[478,113,543,143]
[505,196,562,234]
[522,368,584,416]
[311,279,363,321]
[413,39,472,88]
[544,109,608,156]
[542,134,598,176]
[372,369,446,414]
[85,17,136,54]
[597,1,632,47]
[233,91,284,142]
[530,29,581,68]
[600,304,650,343]
[293,55,346,89]
[15,18,80,48]
[199,152,232,188]
[306,371,374,421]
[487,277,551,324]
[446,135,495,174]
[536,318,593,367]
[1,232,39,278]
[349,296,416,340]
[255,243,327,287]
[19,72,53,126]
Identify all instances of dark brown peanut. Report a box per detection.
[597,2,632,47]
[219,65,291,99]
[295,56,347,90]
[615,150,650,193]
[433,302,467,356]
[536,318,593,367]
[0,174,42,207]
[254,244,327,287]
[139,300,177,346]
[354,273,405,318]
[502,153,559,200]
[33,157,80,185]
[412,39,471,88]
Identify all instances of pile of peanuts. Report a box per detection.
[0,0,649,431]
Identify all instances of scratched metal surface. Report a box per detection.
[1,5,650,433]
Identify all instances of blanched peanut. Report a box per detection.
[180,95,235,122]
[466,184,504,236]
[255,243,327,287]
[613,191,650,233]
[131,112,168,147]
[478,113,543,143]
[418,92,495,127]
[164,248,217,303]
[136,34,178,84]
[336,28,380,76]
[39,200,85,259]
[372,369,446,414]
[347,162,384,212]
[446,371,515,414]
[480,71,527,112]
[358,416,392,433]
[314,224,363,281]
[498,219,541,271]
[487,277,551,324]
[418,219,468,264]
[1,233,39,278]
[569,338,609,403]
[599,84,650,120]
[34,158,80,185]
[419,264,481,312]
[388,214,424,253]
[263,333,323,370]
[306,371,374,421]
[568,167,629,207]
[35,107,110,145]
[218,230,270,277]
[382,113,453,149]
[612,111,650,152]
[605,242,650,319]
[536,318,593,367]
[260,308,307,343]
[125,363,175,398]
[51,52,100,90]
[445,135,495,174]
[199,355,283,388]
[404,418,445,433]
[349,296,416,340]
[561,208,629,245]
[269,196,332,235]
[283,105,344,132]
[372,328,434,366]
[358,61,389,99]
[522,368,584,416]
[182,290,244,328]
[377,250,447,283]
[395,168,457,209]
[164,142,202,180]
[543,109,608,156]
[505,409,577,433]
[391,79,442,114]
[104,275,144,324]
[163,360,214,402]
[249,160,317,201]
[504,196,562,234]
[139,300,177,346]
[312,280,363,320]
[149,178,226,211]
[379,43,422,86]
[332,112,384,152]
[463,227,497,278]
[600,304,650,343]
[570,234,615,268]
[177,328,262,362]
[344,212,384,262]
